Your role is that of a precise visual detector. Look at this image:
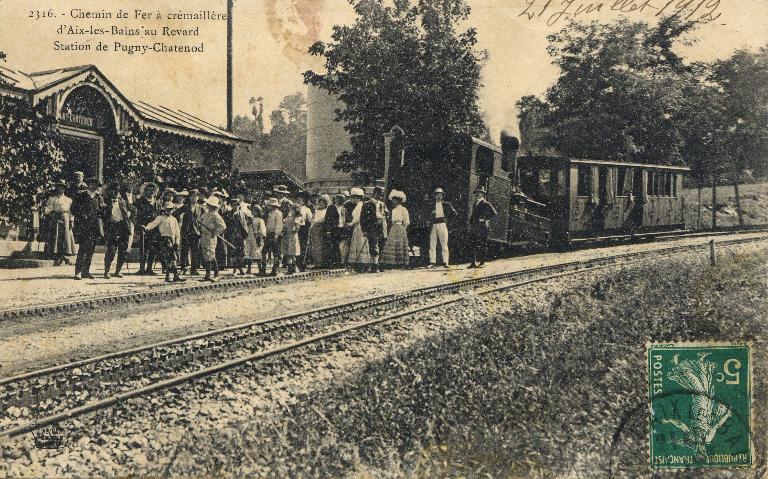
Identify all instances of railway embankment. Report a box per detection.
[2,243,763,478]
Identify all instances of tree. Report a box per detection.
[304,0,488,180]
[0,96,66,231]
[531,17,699,165]
[708,47,768,226]
[266,92,307,176]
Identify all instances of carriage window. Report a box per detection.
[577,166,590,197]
[671,174,677,197]
[647,172,654,196]
[617,168,627,196]
[666,173,673,197]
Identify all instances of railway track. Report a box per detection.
[1,227,765,324]
[0,233,765,440]
[0,268,348,322]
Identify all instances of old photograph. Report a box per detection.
[0,0,766,477]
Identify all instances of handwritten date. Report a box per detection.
[519,0,722,27]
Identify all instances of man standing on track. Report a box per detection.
[428,187,457,269]
[71,177,104,280]
[467,185,497,269]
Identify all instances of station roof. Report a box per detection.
[0,64,248,146]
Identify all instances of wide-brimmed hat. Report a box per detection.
[188,188,200,194]
[318,194,331,206]
[178,190,190,196]
[85,177,102,186]
[50,179,68,188]
[350,187,365,197]
[204,196,221,208]
[251,204,264,215]
[163,187,178,195]
[474,185,487,194]
[273,184,290,195]
[389,189,407,202]
[372,186,384,195]
[434,187,444,194]
[266,197,280,207]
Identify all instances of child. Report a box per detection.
[281,202,304,275]
[245,204,267,275]
[199,196,227,282]
[262,197,284,276]
[142,201,185,283]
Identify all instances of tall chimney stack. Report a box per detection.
[500,132,520,181]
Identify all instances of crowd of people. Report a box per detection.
[38,171,498,283]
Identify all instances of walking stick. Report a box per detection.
[54,221,60,256]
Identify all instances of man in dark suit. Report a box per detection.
[468,185,497,269]
[178,189,204,275]
[134,182,159,275]
[323,193,344,268]
[360,192,383,273]
[101,183,134,278]
[71,177,104,280]
[428,187,458,268]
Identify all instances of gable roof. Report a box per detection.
[0,64,248,145]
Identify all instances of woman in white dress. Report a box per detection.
[346,188,371,267]
[381,190,410,267]
[44,180,75,265]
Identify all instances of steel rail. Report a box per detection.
[1,228,765,322]
[0,268,348,321]
[2,232,764,389]
[0,234,765,439]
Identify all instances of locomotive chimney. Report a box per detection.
[500,132,520,181]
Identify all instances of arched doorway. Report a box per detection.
[57,84,119,181]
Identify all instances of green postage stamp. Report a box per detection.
[647,342,753,469]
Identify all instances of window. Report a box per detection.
[617,168,627,196]
[577,165,591,197]
[647,171,654,196]
[671,174,677,197]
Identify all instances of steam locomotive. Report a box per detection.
[383,133,689,259]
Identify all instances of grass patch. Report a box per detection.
[183,247,767,478]
[682,182,768,229]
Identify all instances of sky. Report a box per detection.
[1,0,766,139]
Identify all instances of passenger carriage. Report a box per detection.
[511,156,689,246]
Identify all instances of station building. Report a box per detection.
[0,64,247,183]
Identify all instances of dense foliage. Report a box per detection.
[304,0,488,179]
[518,17,700,165]
[518,18,768,182]
[232,92,307,180]
[0,96,65,228]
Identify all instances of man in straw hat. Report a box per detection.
[262,197,284,276]
[71,176,104,280]
[134,182,159,275]
[178,189,203,275]
[101,182,134,279]
[273,184,290,204]
[467,185,497,269]
[141,201,185,283]
[198,195,227,282]
[428,187,457,269]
